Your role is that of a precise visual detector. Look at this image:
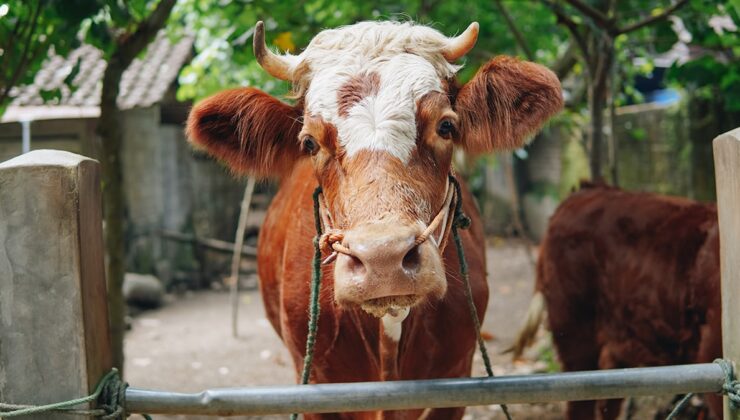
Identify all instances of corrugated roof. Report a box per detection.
[8,32,192,110]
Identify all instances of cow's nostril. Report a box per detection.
[402,244,421,274]
[347,255,366,276]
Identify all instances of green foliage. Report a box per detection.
[83,0,167,57]
[666,1,740,111]
[0,0,103,115]
[630,127,647,141]
[537,338,561,373]
[172,0,568,102]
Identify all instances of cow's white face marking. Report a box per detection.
[381,307,410,341]
[298,22,461,164]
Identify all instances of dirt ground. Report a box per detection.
[124,239,691,420]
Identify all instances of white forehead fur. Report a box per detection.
[294,21,462,163]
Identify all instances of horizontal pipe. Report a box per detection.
[126,363,725,416]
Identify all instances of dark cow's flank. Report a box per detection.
[534,184,722,420]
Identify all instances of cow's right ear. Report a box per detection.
[187,88,303,178]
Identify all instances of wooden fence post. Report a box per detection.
[714,127,740,420]
[0,150,112,419]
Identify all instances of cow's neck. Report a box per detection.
[378,309,408,380]
[379,323,401,381]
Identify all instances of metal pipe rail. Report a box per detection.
[126,363,725,416]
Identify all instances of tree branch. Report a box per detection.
[564,0,613,29]
[541,0,593,72]
[617,0,689,35]
[2,9,25,61]
[493,0,534,60]
[116,0,177,66]
[552,42,578,80]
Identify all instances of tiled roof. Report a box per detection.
[9,32,192,110]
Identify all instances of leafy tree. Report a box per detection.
[0,0,102,116]
[667,0,740,112]
[541,0,690,182]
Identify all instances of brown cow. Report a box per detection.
[187,20,562,419]
[512,183,722,419]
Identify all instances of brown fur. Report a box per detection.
[259,161,487,419]
[455,56,563,153]
[337,72,381,117]
[535,186,721,420]
[186,88,304,178]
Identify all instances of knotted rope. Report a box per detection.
[666,359,740,419]
[0,369,138,419]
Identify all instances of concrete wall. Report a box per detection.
[120,107,246,285]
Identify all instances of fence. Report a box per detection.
[0,127,739,419]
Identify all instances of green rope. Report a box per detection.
[666,359,740,419]
[665,392,694,420]
[290,187,325,420]
[716,358,740,409]
[0,369,127,419]
[449,175,513,420]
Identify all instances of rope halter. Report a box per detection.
[316,176,457,265]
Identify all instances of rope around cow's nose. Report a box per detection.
[317,179,456,265]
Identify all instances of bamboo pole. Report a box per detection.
[230,177,257,338]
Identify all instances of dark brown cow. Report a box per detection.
[512,183,722,419]
[188,20,562,419]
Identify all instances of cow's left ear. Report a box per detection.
[454,56,563,154]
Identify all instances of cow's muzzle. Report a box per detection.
[316,181,455,317]
[332,222,447,316]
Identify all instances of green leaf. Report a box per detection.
[39,88,63,103]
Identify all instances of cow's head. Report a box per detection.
[188,21,562,318]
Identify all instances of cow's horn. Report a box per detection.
[253,21,294,81]
[442,22,479,62]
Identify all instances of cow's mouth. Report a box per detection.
[360,294,420,318]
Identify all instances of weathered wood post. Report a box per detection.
[0,150,112,419]
[714,127,740,420]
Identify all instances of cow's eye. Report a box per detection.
[302,136,320,155]
[437,119,456,139]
